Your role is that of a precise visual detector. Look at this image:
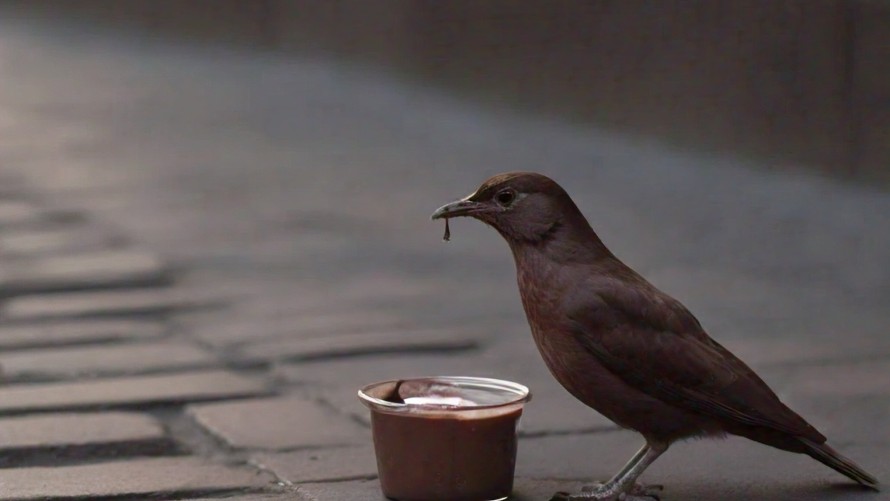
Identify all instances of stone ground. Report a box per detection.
[0,13,888,501]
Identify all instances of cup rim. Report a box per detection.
[357,375,531,412]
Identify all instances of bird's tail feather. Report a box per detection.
[800,438,879,490]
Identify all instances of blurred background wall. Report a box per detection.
[5,0,888,185]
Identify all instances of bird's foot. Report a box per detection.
[587,482,663,499]
[550,482,663,501]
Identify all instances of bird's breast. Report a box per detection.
[513,253,581,379]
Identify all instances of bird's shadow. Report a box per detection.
[823,482,882,495]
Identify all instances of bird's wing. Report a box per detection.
[567,283,824,442]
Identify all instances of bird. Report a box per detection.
[431,172,879,500]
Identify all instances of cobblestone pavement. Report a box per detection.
[0,15,888,501]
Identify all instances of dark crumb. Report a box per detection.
[443,218,451,242]
[385,380,405,404]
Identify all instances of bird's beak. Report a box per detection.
[430,196,484,220]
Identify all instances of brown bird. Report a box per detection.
[431,172,878,500]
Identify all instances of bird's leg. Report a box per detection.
[574,444,651,496]
[594,441,666,498]
[602,442,653,486]
[551,441,668,501]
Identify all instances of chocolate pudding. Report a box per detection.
[358,377,531,501]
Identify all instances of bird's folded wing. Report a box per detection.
[567,287,824,442]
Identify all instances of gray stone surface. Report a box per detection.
[238,328,479,364]
[0,17,887,501]
[779,359,890,398]
[719,336,890,370]
[253,446,378,484]
[0,370,266,414]
[782,394,890,448]
[0,340,218,379]
[0,249,167,294]
[0,319,165,350]
[283,351,502,388]
[770,359,890,447]
[0,457,272,499]
[517,430,663,481]
[170,276,436,328]
[190,396,368,450]
[510,479,597,501]
[295,479,384,501]
[0,200,45,228]
[3,288,213,320]
[0,225,124,257]
[518,432,890,500]
[191,309,409,347]
[0,412,164,451]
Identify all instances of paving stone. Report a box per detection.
[0,411,164,451]
[0,250,168,294]
[520,384,616,436]
[0,319,165,350]
[0,226,125,257]
[0,200,44,227]
[307,385,383,428]
[191,310,409,347]
[0,456,272,499]
[510,478,594,501]
[0,176,27,198]
[335,272,446,305]
[779,359,890,398]
[281,349,502,388]
[191,283,338,318]
[760,359,890,447]
[720,337,890,369]
[253,446,377,484]
[190,396,367,450]
[0,370,266,414]
[2,288,214,321]
[169,286,333,334]
[189,275,440,317]
[295,479,385,501]
[239,327,479,363]
[782,394,890,447]
[0,340,218,379]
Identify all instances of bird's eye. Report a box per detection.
[496,189,516,207]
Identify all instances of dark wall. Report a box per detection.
[6,0,889,184]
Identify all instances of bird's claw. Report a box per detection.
[580,482,608,493]
[549,494,659,501]
[551,482,663,501]
[627,483,663,499]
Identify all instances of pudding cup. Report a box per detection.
[358,376,531,501]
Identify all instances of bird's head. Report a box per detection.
[431,172,592,246]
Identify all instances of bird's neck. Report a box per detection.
[505,216,614,266]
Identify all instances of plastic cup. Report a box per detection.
[358,376,531,501]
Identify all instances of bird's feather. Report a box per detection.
[566,279,825,443]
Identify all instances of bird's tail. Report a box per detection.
[800,438,879,490]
